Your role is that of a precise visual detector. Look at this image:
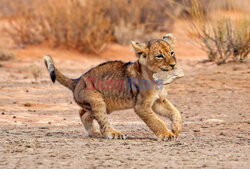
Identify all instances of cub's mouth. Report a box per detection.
[161,68,169,72]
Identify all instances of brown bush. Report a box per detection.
[187,0,250,64]
[4,0,175,54]
[0,48,14,61]
[5,0,113,54]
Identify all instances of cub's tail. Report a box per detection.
[44,55,75,91]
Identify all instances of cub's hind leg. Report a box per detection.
[78,90,126,140]
[79,107,101,137]
[91,99,126,139]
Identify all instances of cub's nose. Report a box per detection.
[170,64,176,69]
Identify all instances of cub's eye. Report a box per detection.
[170,51,175,56]
[156,54,164,59]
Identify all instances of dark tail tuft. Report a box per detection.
[44,55,56,83]
[50,70,56,83]
[44,55,75,91]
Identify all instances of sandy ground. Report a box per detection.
[0,27,250,168]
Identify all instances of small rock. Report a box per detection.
[13,116,16,119]
[1,112,5,115]
[205,119,224,124]
[46,133,53,136]
[220,132,226,136]
[27,148,34,153]
[26,90,29,93]
[202,164,207,168]
[193,129,200,132]
[201,125,209,128]
[48,122,51,124]
[24,103,32,107]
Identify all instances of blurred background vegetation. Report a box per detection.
[0,0,249,64]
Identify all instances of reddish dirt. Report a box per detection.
[0,28,249,168]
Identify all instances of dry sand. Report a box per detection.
[0,43,249,168]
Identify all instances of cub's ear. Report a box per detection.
[163,33,176,47]
[131,41,148,57]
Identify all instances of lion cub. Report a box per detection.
[44,34,182,141]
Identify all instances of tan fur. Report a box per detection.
[44,34,182,141]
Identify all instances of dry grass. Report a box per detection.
[187,0,250,64]
[30,64,42,81]
[172,0,250,17]
[3,0,175,54]
[5,0,114,54]
[0,48,14,61]
[2,0,249,57]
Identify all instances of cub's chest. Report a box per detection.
[157,85,169,99]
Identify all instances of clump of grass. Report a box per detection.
[30,64,41,81]
[187,0,249,64]
[0,48,14,61]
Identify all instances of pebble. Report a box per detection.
[220,132,226,136]
[1,112,5,115]
[193,129,200,132]
[205,119,224,124]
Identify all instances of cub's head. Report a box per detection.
[131,34,177,73]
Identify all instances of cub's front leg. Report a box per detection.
[134,93,175,141]
[152,98,182,137]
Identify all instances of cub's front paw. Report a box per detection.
[103,128,126,140]
[157,131,176,141]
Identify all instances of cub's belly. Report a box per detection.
[105,98,134,113]
[102,89,135,112]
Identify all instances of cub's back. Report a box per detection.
[84,61,131,80]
